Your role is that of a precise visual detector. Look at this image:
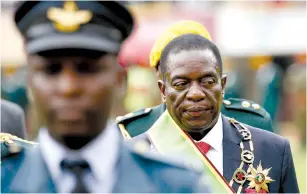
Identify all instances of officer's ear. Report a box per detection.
[158,80,166,103]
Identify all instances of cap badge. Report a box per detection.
[47,1,93,33]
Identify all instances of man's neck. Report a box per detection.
[61,135,96,150]
[188,128,212,141]
[47,133,98,150]
[187,114,220,141]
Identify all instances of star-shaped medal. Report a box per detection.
[246,161,274,193]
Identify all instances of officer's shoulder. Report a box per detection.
[115,104,165,137]
[116,107,154,125]
[1,133,38,159]
[228,118,286,148]
[223,98,270,118]
[247,123,287,145]
[1,99,24,115]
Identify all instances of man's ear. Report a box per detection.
[221,74,227,95]
[155,64,162,80]
[158,80,166,103]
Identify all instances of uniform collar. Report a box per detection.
[39,124,120,186]
[197,114,223,152]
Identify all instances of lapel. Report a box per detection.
[10,147,56,193]
[112,142,157,193]
[222,115,244,183]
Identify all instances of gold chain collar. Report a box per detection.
[227,118,255,194]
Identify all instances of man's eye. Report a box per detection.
[201,78,215,86]
[173,82,187,90]
[44,63,62,75]
[76,62,100,74]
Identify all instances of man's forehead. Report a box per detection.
[168,66,218,80]
[167,49,218,70]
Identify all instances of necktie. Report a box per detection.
[196,142,211,155]
[61,159,90,193]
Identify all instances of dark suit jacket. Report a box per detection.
[221,116,299,193]
[1,99,27,139]
[1,141,211,193]
[130,115,299,193]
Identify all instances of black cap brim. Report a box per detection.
[26,33,121,54]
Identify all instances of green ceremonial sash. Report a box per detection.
[147,110,234,193]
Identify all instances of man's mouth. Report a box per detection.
[185,106,211,117]
[55,108,85,122]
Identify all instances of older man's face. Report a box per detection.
[159,49,226,133]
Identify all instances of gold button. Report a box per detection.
[223,100,231,105]
[252,104,260,110]
[242,101,251,108]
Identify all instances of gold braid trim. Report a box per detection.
[0,133,38,145]
[118,124,132,140]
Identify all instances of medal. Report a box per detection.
[246,161,274,193]
[227,118,274,194]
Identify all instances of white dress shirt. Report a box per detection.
[195,114,223,175]
[38,124,120,193]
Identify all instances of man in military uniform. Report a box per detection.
[1,2,214,193]
[117,20,273,138]
[125,32,299,193]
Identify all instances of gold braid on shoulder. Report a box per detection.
[0,133,38,145]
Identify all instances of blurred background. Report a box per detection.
[1,1,306,191]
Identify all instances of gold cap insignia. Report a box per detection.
[47,1,93,33]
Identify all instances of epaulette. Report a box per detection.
[1,133,38,159]
[222,98,268,117]
[116,107,153,124]
[116,107,153,139]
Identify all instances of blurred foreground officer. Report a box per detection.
[1,99,27,139]
[1,1,212,193]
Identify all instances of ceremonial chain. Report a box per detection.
[227,118,255,194]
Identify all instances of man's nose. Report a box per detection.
[186,82,206,102]
[57,66,83,98]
